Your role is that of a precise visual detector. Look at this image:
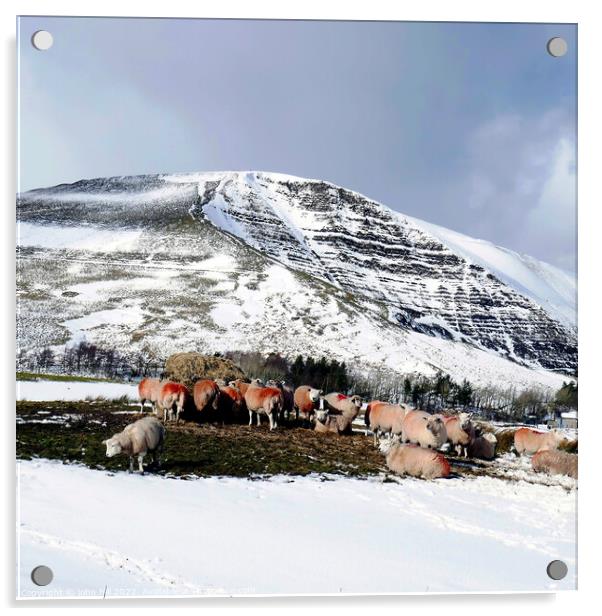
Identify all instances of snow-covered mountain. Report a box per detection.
[16,171,577,388]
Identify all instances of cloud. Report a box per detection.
[460,109,576,272]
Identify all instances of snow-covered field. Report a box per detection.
[16,459,576,598]
[16,380,138,402]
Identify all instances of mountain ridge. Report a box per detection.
[17,171,577,381]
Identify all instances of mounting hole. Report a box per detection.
[31,30,53,51]
[31,565,53,586]
[546,560,568,580]
[547,37,567,58]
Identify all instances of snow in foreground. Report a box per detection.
[16,380,138,402]
[17,460,576,598]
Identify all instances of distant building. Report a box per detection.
[559,410,578,429]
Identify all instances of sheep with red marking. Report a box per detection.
[365,401,407,445]
[514,427,564,455]
[532,449,577,479]
[443,412,474,457]
[217,384,245,422]
[324,392,363,421]
[244,381,283,430]
[401,410,448,450]
[192,379,221,420]
[293,385,324,423]
[386,443,451,480]
[229,379,251,397]
[138,378,163,413]
[157,381,190,423]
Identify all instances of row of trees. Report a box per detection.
[350,366,577,421]
[17,342,163,380]
[222,352,349,391]
[17,345,576,421]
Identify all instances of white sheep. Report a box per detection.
[532,449,577,479]
[386,443,451,480]
[102,416,165,473]
[401,410,448,450]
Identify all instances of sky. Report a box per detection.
[17,17,577,272]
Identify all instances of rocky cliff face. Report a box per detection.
[17,171,577,378]
[187,172,575,374]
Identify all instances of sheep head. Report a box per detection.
[350,395,362,409]
[102,436,122,457]
[427,416,446,438]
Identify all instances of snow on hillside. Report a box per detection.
[17,459,576,597]
[165,171,577,328]
[17,171,577,386]
[181,172,576,373]
[409,217,576,329]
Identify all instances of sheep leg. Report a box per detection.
[268,414,275,431]
[373,430,377,446]
[248,410,254,426]
[256,413,261,426]
[138,454,145,474]
[128,457,134,473]
[163,407,168,423]
[140,399,145,413]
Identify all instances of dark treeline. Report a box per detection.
[17,342,163,381]
[17,345,576,422]
[350,368,577,422]
[223,352,349,391]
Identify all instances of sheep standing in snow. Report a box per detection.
[443,413,474,457]
[364,401,407,445]
[102,416,165,474]
[386,443,451,480]
[138,377,163,413]
[514,427,564,455]
[401,410,448,449]
[467,431,498,460]
[532,449,577,479]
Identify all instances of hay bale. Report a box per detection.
[559,439,578,454]
[164,353,246,389]
[491,428,517,454]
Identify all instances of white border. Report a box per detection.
[2,1,601,614]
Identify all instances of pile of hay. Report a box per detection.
[164,353,246,389]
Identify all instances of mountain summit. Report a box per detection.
[17,171,576,386]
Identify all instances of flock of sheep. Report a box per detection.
[101,376,578,481]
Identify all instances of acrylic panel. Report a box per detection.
[16,16,577,598]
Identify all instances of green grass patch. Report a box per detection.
[16,372,123,384]
[16,400,387,478]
